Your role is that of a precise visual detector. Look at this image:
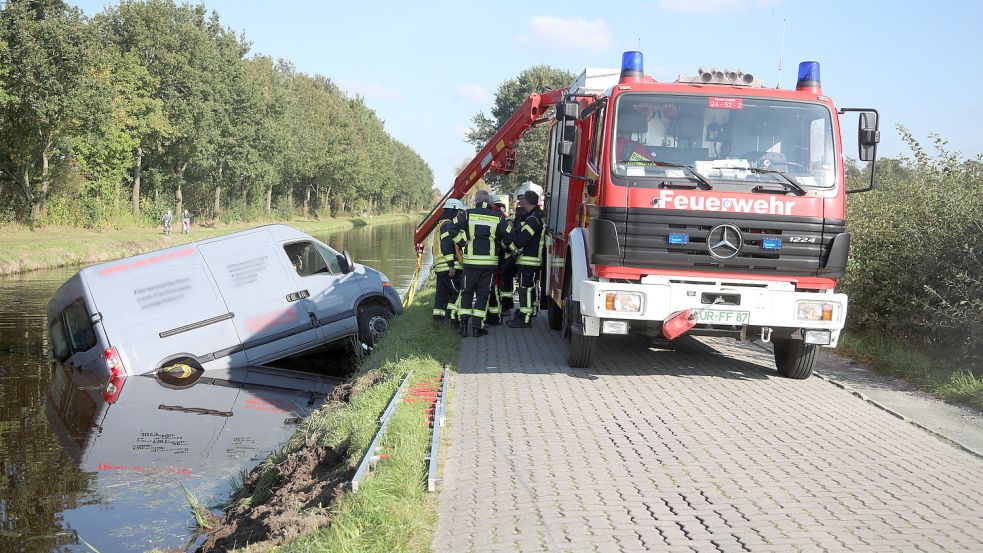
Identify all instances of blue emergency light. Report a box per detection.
[668,233,689,245]
[796,61,821,91]
[761,238,782,250]
[620,51,644,82]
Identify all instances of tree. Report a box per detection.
[467,65,574,197]
[0,0,108,223]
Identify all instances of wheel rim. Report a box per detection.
[367,314,389,342]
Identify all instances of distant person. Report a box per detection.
[163,210,173,235]
[181,209,191,234]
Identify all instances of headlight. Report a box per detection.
[795,300,839,322]
[604,292,643,313]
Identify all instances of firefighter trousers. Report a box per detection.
[433,271,462,320]
[459,268,495,329]
[517,266,539,323]
[499,257,516,312]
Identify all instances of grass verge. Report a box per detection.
[837,329,983,411]
[199,281,460,552]
[0,212,419,276]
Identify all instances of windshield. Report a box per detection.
[611,93,837,189]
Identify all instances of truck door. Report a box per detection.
[199,231,318,365]
[279,239,362,344]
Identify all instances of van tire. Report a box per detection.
[358,305,394,348]
[773,338,817,379]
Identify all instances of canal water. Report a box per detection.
[0,221,428,552]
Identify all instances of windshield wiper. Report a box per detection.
[650,161,713,190]
[714,165,807,196]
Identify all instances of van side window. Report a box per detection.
[63,299,96,353]
[50,317,72,362]
[283,241,330,277]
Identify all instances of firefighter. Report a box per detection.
[486,193,508,326]
[448,190,508,337]
[432,198,465,323]
[507,189,545,328]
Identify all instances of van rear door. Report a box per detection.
[199,230,318,365]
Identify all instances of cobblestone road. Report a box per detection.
[434,316,983,552]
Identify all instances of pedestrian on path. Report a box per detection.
[181,209,191,234]
[163,209,173,235]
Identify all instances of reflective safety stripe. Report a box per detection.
[518,256,540,266]
[523,225,536,235]
[458,308,472,317]
[433,309,446,316]
[463,255,498,266]
[434,265,450,272]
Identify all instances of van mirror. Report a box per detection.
[338,251,354,273]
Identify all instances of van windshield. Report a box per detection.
[611,93,837,190]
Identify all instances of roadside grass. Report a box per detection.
[0,212,420,276]
[838,329,983,411]
[228,282,459,552]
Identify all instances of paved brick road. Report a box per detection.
[434,316,983,552]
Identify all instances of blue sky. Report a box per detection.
[73,0,983,192]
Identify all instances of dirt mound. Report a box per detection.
[197,440,351,552]
[196,370,386,552]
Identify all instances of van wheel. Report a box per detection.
[358,305,394,348]
[156,357,204,388]
[773,338,817,379]
[547,297,564,330]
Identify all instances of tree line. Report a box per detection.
[0,0,434,228]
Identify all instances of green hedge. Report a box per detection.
[843,127,982,365]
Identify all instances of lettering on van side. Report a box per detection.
[227,256,268,287]
[656,190,797,216]
[99,248,196,276]
[133,277,193,310]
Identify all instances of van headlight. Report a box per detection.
[795,300,840,322]
[604,292,643,313]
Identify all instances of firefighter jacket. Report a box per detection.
[432,219,461,273]
[510,206,545,267]
[449,201,508,268]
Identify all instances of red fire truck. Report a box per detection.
[415,51,879,378]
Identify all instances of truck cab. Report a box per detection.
[543,53,879,377]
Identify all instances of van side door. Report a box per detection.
[280,240,362,344]
[199,231,318,365]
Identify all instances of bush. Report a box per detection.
[844,126,983,365]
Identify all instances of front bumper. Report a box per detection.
[577,277,847,346]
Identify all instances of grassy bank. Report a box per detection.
[0,212,420,276]
[199,282,460,552]
[838,329,983,411]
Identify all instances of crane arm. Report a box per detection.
[414,88,566,251]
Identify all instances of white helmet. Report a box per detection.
[516,181,544,202]
[490,193,505,206]
[443,198,466,211]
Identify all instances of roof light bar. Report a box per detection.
[677,67,763,87]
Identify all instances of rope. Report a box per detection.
[403,251,423,307]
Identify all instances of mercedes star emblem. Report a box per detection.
[707,224,743,259]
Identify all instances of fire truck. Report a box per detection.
[415,51,879,378]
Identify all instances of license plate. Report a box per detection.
[696,310,749,324]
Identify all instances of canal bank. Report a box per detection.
[199,283,458,552]
[0,212,420,276]
[0,220,431,552]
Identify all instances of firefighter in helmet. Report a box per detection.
[432,198,466,323]
[507,189,545,328]
[448,190,509,337]
[486,193,508,325]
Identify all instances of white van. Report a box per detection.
[46,224,402,396]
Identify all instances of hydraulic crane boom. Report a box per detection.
[414,88,566,251]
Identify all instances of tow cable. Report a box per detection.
[402,250,424,307]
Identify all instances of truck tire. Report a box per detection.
[773,337,817,379]
[547,297,563,330]
[358,305,394,348]
[563,295,595,368]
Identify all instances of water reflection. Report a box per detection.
[44,362,329,552]
[0,221,426,552]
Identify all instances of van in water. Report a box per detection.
[46,224,402,396]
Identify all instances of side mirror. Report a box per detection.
[558,100,580,121]
[858,111,880,162]
[337,251,354,273]
[557,119,578,174]
[839,107,879,194]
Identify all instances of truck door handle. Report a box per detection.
[286,289,310,302]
